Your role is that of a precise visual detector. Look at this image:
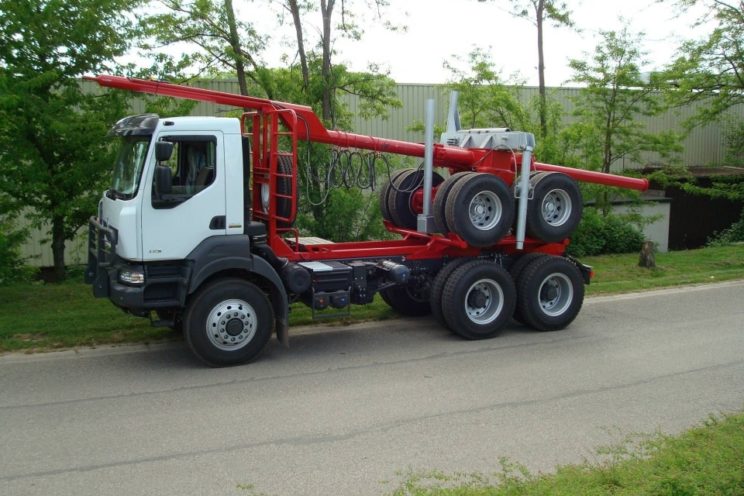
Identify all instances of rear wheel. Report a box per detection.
[516,256,584,331]
[441,260,516,339]
[388,169,444,229]
[379,169,411,223]
[429,258,471,327]
[184,278,274,366]
[445,173,514,247]
[508,253,549,324]
[433,172,473,233]
[380,283,431,317]
[526,173,582,242]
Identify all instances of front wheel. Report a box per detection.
[184,278,274,367]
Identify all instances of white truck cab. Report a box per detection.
[86,114,290,364]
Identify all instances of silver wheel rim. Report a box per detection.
[468,191,502,231]
[464,278,504,324]
[538,273,573,317]
[206,299,257,351]
[541,189,572,227]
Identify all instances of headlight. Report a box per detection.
[119,269,145,285]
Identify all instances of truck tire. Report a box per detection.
[380,283,431,317]
[433,172,473,233]
[445,173,514,247]
[441,260,516,339]
[379,169,411,222]
[526,173,582,242]
[429,258,471,327]
[387,169,444,229]
[276,156,295,227]
[508,252,548,324]
[184,278,274,366]
[260,156,295,227]
[516,256,584,332]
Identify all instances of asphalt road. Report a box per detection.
[2,280,744,496]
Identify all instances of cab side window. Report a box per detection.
[154,136,217,207]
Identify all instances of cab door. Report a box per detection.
[141,131,225,261]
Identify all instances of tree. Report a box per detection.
[444,48,530,131]
[568,27,681,173]
[282,0,399,125]
[662,0,744,123]
[566,27,681,213]
[140,0,272,97]
[0,0,141,280]
[480,0,573,139]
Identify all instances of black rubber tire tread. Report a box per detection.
[379,168,411,222]
[387,170,444,229]
[433,172,474,233]
[441,260,516,340]
[379,284,431,317]
[429,258,472,328]
[184,278,274,367]
[276,155,295,227]
[526,173,582,243]
[509,252,549,324]
[445,173,515,247]
[517,256,584,332]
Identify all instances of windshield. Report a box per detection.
[111,137,151,199]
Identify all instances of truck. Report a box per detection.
[84,75,649,366]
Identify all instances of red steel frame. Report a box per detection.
[87,75,649,262]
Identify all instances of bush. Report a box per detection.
[567,208,645,257]
[0,217,32,285]
[708,208,744,246]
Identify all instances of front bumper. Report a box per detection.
[85,217,189,314]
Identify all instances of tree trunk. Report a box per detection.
[224,0,249,97]
[287,0,310,90]
[51,215,66,281]
[536,0,548,139]
[320,0,335,126]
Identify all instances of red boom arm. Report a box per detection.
[86,75,649,191]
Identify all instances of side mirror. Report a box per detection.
[154,165,173,195]
[155,141,174,162]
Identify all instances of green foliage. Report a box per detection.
[265,59,401,130]
[389,411,744,496]
[296,188,388,242]
[139,0,270,95]
[708,208,744,246]
[566,26,682,174]
[661,1,744,124]
[723,117,744,165]
[445,48,530,131]
[0,0,141,278]
[567,208,645,257]
[0,214,33,285]
[648,166,744,203]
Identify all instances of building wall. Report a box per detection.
[612,201,672,253]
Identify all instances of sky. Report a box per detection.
[242,0,712,87]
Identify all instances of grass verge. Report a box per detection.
[0,245,741,352]
[389,412,744,495]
